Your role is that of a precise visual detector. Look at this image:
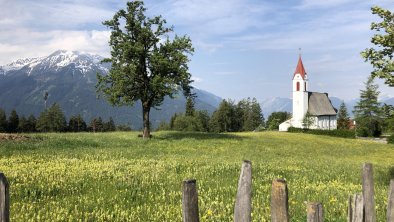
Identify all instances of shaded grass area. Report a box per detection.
[0,131,393,221]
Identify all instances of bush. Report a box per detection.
[287,127,355,139]
[387,134,394,144]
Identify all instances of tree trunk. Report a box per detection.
[142,105,151,139]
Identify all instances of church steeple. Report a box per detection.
[293,55,306,80]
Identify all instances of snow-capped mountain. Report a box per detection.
[0,50,108,76]
[0,50,221,128]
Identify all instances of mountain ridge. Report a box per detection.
[0,50,221,129]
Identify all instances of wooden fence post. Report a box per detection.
[362,163,376,222]
[234,160,252,222]
[271,179,289,222]
[0,172,9,222]
[388,179,394,222]
[307,202,323,222]
[182,179,199,222]
[348,193,364,222]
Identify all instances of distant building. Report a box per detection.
[279,56,337,131]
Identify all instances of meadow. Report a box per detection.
[0,131,393,221]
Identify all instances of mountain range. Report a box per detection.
[0,50,221,129]
[1,50,393,128]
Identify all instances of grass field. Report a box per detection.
[0,131,393,221]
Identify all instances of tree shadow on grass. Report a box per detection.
[155,131,248,140]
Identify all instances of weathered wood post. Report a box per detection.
[234,160,252,222]
[271,179,289,222]
[348,194,364,222]
[307,202,323,222]
[388,179,394,222]
[362,163,375,222]
[182,179,199,222]
[0,172,9,222]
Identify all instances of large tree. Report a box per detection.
[361,6,394,85]
[97,1,194,138]
[353,76,383,137]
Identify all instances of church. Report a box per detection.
[279,56,337,131]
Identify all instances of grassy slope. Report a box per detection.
[0,131,393,221]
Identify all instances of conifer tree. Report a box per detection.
[36,103,67,132]
[337,101,350,129]
[8,109,19,133]
[353,76,383,137]
[0,108,7,132]
[185,96,195,117]
[26,115,37,132]
[17,116,28,132]
[105,117,116,132]
[68,114,87,132]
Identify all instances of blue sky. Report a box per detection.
[1,0,394,101]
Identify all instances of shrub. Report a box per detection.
[387,134,394,144]
[287,127,355,139]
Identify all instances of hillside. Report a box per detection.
[0,131,393,221]
[0,50,222,129]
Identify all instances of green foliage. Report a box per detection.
[209,98,264,133]
[302,111,314,129]
[96,1,194,138]
[337,101,350,129]
[1,131,393,221]
[266,112,292,130]
[68,114,87,132]
[353,76,383,137]
[36,103,67,132]
[116,124,132,131]
[7,109,19,133]
[89,117,104,132]
[104,117,116,132]
[0,108,7,132]
[185,96,195,117]
[381,104,394,133]
[288,127,356,138]
[209,99,237,132]
[387,134,394,144]
[361,6,394,86]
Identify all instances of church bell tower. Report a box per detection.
[292,55,309,128]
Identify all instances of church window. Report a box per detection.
[304,82,307,91]
[296,82,300,91]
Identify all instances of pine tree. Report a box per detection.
[353,76,383,137]
[337,101,350,129]
[185,96,195,117]
[0,108,7,132]
[26,115,37,132]
[8,109,19,133]
[68,114,87,132]
[17,116,28,132]
[105,117,116,132]
[36,103,67,132]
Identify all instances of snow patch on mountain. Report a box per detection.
[0,50,108,76]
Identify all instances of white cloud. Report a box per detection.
[0,29,110,64]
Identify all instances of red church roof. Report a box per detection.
[293,55,306,79]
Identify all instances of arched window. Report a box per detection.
[296,82,300,91]
[304,82,307,91]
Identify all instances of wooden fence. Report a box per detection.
[182,161,394,222]
[0,162,393,221]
